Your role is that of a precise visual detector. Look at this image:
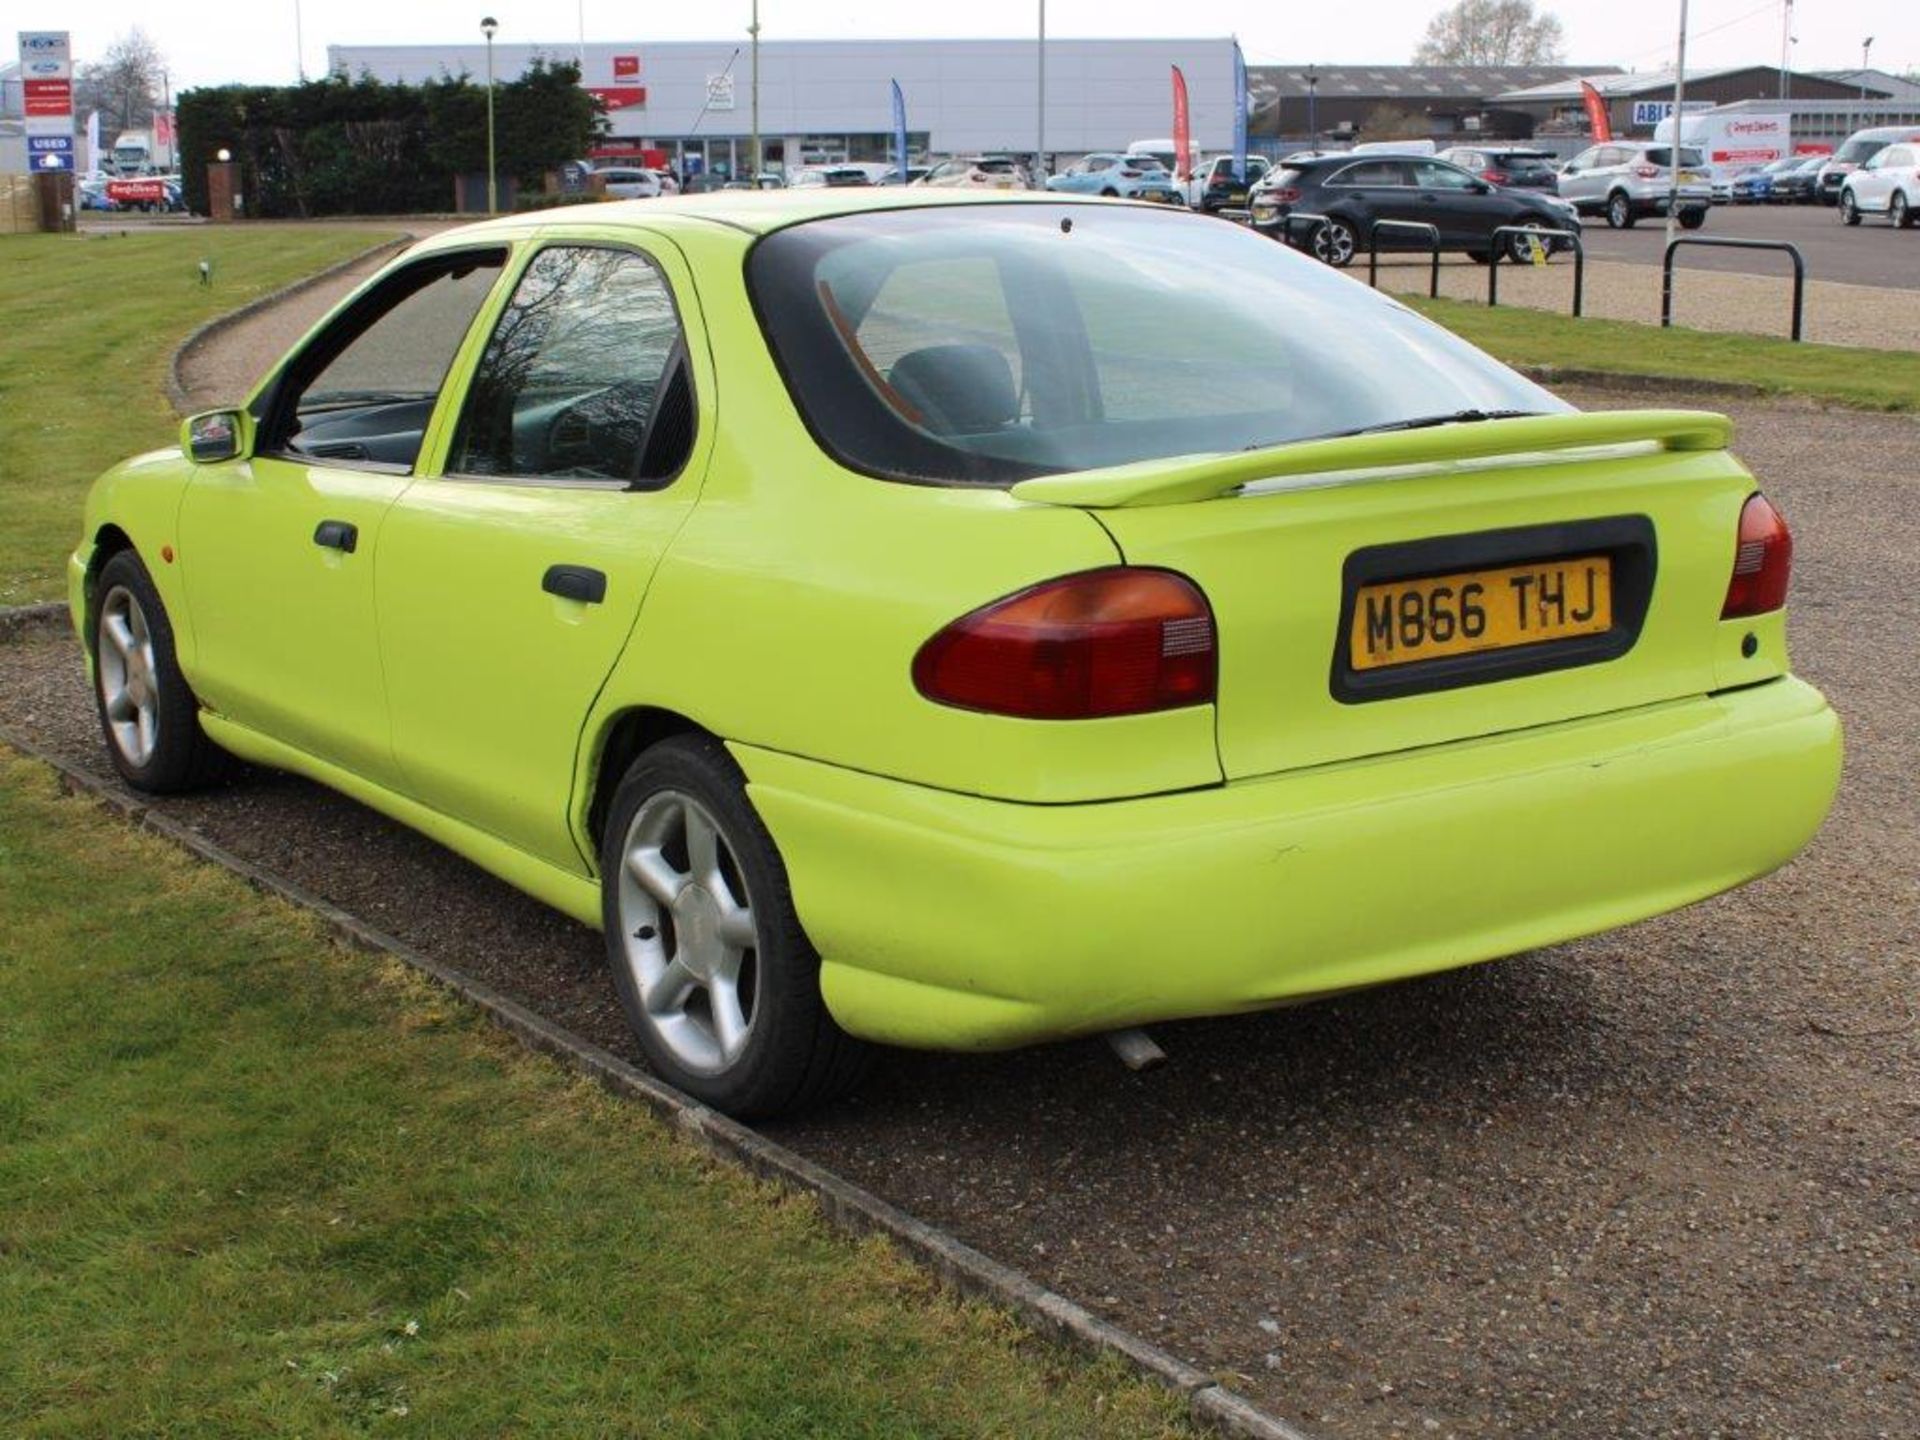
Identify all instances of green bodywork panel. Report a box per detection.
[69,192,1842,1050]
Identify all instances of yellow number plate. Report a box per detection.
[1350,556,1613,671]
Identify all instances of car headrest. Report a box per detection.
[887,344,1018,434]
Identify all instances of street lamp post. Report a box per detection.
[481,16,498,214]
[1036,0,1046,188]
[749,0,761,181]
[1665,0,1690,250]
[1306,66,1318,149]
[1860,37,1874,101]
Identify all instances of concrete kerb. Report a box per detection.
[0,607,1315,1440]
[164,234,412,416]
[0,602,67,639]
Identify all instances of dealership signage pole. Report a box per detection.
[749,0,761,180]
[481,16,498,214]
[17,30,75,176]
[1035,0,1046,186]
[1665,0,1689,249]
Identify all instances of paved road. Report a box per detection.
[1574,202,1920,289]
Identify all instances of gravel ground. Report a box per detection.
[7,389,1916,1439]
[1369,253,1920,350]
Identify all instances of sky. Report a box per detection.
[17,1,1914,92]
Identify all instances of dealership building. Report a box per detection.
[327,36,1239,176]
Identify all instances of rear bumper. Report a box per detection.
[737,678,1841,1050]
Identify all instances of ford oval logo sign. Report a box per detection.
[28,59,62,74]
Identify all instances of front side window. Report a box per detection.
[260,250,506,471]
[446,246,692,486]
[748,204,1563,486]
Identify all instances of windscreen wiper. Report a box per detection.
[1243,408,1544,452]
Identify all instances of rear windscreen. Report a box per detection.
[746,203,1563,487]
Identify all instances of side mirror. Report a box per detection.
[1470,181,1493,194]
[181,407,253,464]
[1561,165,1578,176]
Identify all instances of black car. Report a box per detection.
[1436,146,1561,192]
[1248,153,1579,268]
[1773,154,1827,204]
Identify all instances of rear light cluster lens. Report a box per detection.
[1482,169,1509,183]
[1722,493,1794,618]
[913,568,1217,719]
[1265,187,1302,203]
[1633,164,1661,179]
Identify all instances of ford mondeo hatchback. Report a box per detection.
[72,190,1840,1115]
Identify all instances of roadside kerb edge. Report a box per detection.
[0,609,1315,1440]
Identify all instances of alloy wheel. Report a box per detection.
[615,789,761,1076]
[1893,193,1911,229]
[97,584,159,768]
[1312,220,1357,267]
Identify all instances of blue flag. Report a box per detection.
[1232,44,1249,183]
[891,79,909,184]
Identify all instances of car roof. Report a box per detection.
[408,188,1122,247]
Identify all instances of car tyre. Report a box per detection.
[1506,222,1556,263]
[1840,190,1861,226]
[1100,187,1119,197]
[90,548,229,793]
[1606,191,1635,229]
[1310,217,1359,268]
[1892,192,1912,229]
[599,733,872,1118]
[1678,208,1707,231]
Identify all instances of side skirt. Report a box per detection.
[198,711,604,931]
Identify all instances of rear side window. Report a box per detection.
[446,245,693,486]
[747,204,1563,486]
[1331,161,1407,186]
[1645,148,1704,168]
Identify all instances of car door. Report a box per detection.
[1408,159,1508,246]
[375,234,714,872]
[1323,159,1412,241]
[177,247,509,786]
[1559,147,1601,207]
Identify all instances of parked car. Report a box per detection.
[1817,126,1920,206]
[1046,153,1181,203]
[1126,138,1202,178]
[1727,164,1780,205]
[75,191,1838,1116]
[1839,140,1919,228]
[914,156,1027,190]
[1774,154,1828,204]
[596,167,663,200]
[788,166,877,188]
[1556,143,1710,228]
[649,168,681,196]
[1436,146,1561,193]
[1181,154,1271,211]
[1248,153,1579,266]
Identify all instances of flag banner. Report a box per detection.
[1580,82,1613,143]
[1171,65,1191,181]
[891,79,909,184]
[1232,45,1249,183]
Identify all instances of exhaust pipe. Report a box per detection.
[1105,1027,1167,1072]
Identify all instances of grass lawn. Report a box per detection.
[0,753,1193,1438]
[0,226,394,606]
[1406,295,1920,412]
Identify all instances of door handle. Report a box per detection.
[313,520,358,553]
[542,564,607,605]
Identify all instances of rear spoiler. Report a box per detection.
[1008,409,1732,510]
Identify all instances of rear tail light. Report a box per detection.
[1482,169,1509,184]
[913,568,1217,720]
[1722,493,1793,618]
[1632,165,1661,179]
[1266,187,1302,203]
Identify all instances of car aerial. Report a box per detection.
[72,189,1840,1117]
[1181,154,1271,211]
[1816,126,1920,206]
[594,167,663,200]
[1435,146,1561,193]
[1045,153,1181,203]
[1839,140,1919,228]
[915,156,1028,190]
[1556,142,1710,229]
[1248,153,1579,266]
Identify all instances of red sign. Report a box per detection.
[587,86,647,111]
[107,179,167,204]
[154,108,176,146]
[1793,143,1834,156]
[1170,65,1191,181]
[24,77,71,116]
[1580,82,1612,143]
[613,54,640,79]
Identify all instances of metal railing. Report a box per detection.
[1365,219,1442,299]
[1487,224,1586,319]
[1661,236,1807,342]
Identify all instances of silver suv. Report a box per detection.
[1557,143,1711,229]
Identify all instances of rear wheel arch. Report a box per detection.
[585,705,710,853]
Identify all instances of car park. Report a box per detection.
[915,156,1028,190]
[72,189,1838,1116]
[1556,142,1710,229]
[1839,141,1919,228]
[1182,154,1270,211]
[1046,153,1181,203]
[1816,126,1920,206]
[1248,153,1579,266]
[1435,146,1560,193]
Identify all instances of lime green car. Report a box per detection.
[70,190,1840,1116]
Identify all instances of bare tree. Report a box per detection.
[74,29,168,137]
[1414,0,1566,66]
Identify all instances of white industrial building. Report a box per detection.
[327,36,1239,177]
